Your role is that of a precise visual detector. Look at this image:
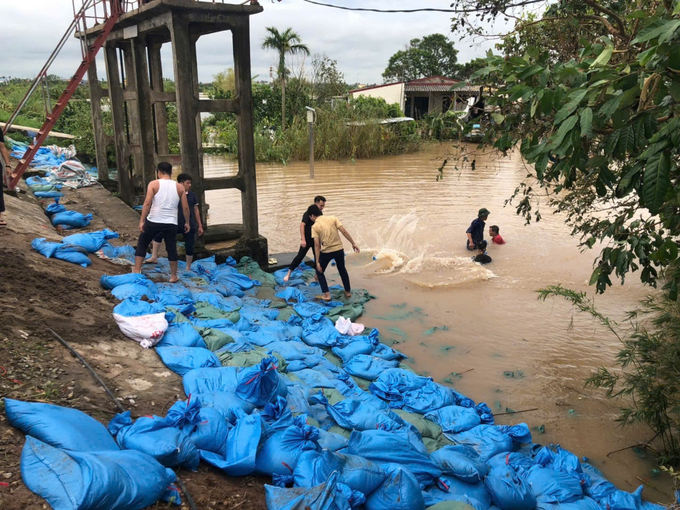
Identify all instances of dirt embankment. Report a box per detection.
[0,186,266,509]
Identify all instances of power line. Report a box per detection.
[301,0,544,14]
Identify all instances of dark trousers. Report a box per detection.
[316,249,350,294]
[154,230,196,256]
[289,237,315,272]
[136,220,178,261]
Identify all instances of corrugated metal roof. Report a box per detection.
[405,84,480,93]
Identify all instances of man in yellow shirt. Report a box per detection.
[309,204,360,301]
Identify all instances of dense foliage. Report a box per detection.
[383,34,461,82]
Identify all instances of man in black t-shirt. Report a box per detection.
[146,173,204,270]
[0,129,11,226]
[283,195,326,283]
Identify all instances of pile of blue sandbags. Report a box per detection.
[4,255,669,510]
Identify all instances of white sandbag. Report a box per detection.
[335,317,365,336]
[113,313,168,348]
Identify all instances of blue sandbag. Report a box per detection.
[261,396,295,435]
[554,497,608,510]
[34,191,64,198]
[317,429,349,451]
[45,200,66,216]
[371,342,407,361]
[424,474,492,510]
[294,450,387,496]
[488,451,536,472]
[164,399,230,454]
[240,305,279,323]
[582,463,617,502]
[302,316,348,348]
[200,414,264,476]
[235,356,288,406]
[108,411,199,470]
[51,210,92,228]
[294,301,330,318]
[426,405,482,434]
[343,355,400,380]
[113,297,166,317]
[256,416,321,476]
[535,446,590,486]
[62,229,119,253]
[5,399,119,452]
[430,445,489,483]
[157,322,208,349]
[183,367,241,396]
[600,487,646,510]
[325,396,407,432]
[332,335,379,364]
[111,282,158,301]
[365,465,425,510]
[369,368,458,413]
[347,429,441,488]
[484,465,536,510]
[267,340,324,361]
[100,273,153,290]
[31,238,92,267]
[156,346,221,375]
[21,436,177,510]
[193,392,254,423]
[99,243,136,262]
[276,287,307,304]
[265,471,353,510]
[448,424,532,461]
[525,465,583,504]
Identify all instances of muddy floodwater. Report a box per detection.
[204,144,671,502]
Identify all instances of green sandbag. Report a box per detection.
[286,373,303,385]
[427,502,476,510]
[305,416,321,428]
[166,307,190,323]
[318,388,345,405]
[324,352,343,368]
[218,347,288,372]
[326,304,364,324]
[31,184,59,192]
[236,256,277,287]
[269,298,289,309]
[330,288,376,305]
[328,425,351,439]
[193,302,240,323]
[393,409,442,439]
[435,432,455,449]
[198,327,234,351]
[276,307,300,322]
[351,375,372,391]
[423,437,441,454]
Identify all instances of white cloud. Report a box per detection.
[0,0,507,84]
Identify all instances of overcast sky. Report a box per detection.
[0,0,508,85]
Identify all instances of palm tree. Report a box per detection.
[262,27,310,131]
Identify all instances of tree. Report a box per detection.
[262,27,310,131]
[453,58,488,80]
[382,34,459,82]
[212,68,235,98]
[311,54,347,105]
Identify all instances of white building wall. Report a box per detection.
[350,83,405,113]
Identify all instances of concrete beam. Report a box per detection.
[204,175,245,192]
[196,98,239,114]
[151,91,176,104]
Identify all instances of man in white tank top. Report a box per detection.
[132,162,190,282]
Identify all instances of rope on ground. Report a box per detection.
[494,407,539,417]
[46,327,198,510]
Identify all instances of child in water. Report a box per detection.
[472,240,492,264]
[489,225,505,245]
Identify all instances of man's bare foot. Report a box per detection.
[344,291,352,298]
[315,294,332,302]
[283,271,291,283]
[169,276,180,283]
[143,258,158,264]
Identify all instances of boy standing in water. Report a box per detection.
[309,205,360,301]
[489,225,505,245]
[283,195,326,282]
[466,208,490,251]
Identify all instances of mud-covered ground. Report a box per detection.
[0,186,267,509]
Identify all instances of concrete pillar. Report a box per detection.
[233,22,259,240]
[122,45,144,193]
[131,36,157,189]
[86,59,111,183]
[148,41,169,156]
[169,13,203,211]
[104,44,133,205]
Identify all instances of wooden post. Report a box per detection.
[233,21,259,240]
[104,44,133,205]
[86,59,111,183]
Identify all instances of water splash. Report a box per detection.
[359,210,495,287]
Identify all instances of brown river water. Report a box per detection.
[203,143,672,503]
